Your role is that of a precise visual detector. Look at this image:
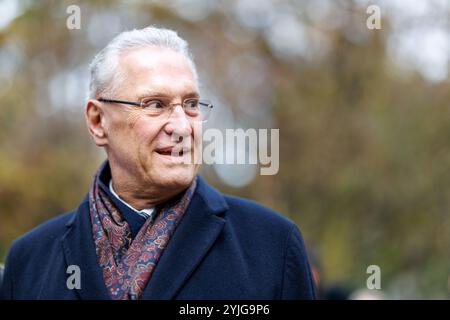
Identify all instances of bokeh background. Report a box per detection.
[0,0,449,299]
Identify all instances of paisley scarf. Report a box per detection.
[88,168,197,300]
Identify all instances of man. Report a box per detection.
[0,26,315,300]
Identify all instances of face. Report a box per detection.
[88,46,202,193]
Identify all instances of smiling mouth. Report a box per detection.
[155,147,190,157]
[156,150,184,156]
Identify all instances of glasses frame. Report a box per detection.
[97,97,213,122]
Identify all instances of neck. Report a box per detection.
[111,181,183,210]
[107,163,187,211]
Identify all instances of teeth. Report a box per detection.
[158,150,184,156]
[156,146,191,156]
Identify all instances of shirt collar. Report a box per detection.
[108,179,154,220]
[97,160,152,239]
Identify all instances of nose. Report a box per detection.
[163,104,192,140]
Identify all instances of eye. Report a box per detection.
[141,98,165,109]
[184,99,199,109]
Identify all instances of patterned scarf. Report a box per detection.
[88,168,197,300]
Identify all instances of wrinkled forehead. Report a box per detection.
[117,46,199,98]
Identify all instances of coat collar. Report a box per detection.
[62,175,228,300]
[61,194,111,299]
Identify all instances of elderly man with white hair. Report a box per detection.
[0,26,315,300]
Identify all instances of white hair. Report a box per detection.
[88,26,198,99]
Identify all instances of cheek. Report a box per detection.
[126,113,162,149]
[192,123,203,146]
[126,110,143,129]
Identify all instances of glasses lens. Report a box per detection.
[141,97,167,116]
[140,97,212,122]
[184,99,200,118]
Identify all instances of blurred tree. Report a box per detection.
[0,0,448,298]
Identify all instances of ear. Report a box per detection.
[85,99,108,147]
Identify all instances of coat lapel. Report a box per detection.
[61,175,228,300]
[141,175,229,300]
[61,195,111,300]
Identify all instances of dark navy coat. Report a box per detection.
[0,176,315,300]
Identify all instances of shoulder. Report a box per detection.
[222,194,300,241]
[220,195,315,299]
[196,176,300,238]
[1,209,77,299]
[224,194,293,225]
[8,210,76,261]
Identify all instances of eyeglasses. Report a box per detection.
[98,96,213,122]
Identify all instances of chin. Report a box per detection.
[153,166,197,190]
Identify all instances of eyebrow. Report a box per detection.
[137,91,200,100]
